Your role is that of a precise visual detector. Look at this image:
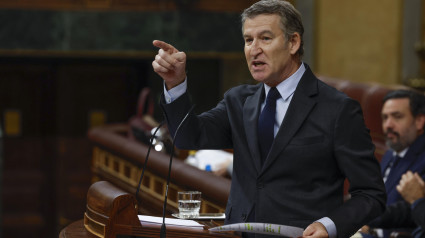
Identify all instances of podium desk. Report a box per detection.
[59,219,238,238]
[63,180,239,238]
[60,220,97,238]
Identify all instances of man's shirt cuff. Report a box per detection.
[316,217,337,238]
[163,78,187,104]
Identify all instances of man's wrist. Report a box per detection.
[165,78,185,90]
[164,78,187,104]
[316,217,336,238]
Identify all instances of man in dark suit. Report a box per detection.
[362,90,425,237]
[152,0,386,237]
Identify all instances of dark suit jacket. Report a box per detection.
[412,199,425,238]
[369,134,425,234]
[381,134,425,205]
[376,198,425,238]
[161,65,386,238]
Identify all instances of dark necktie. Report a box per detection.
[383,154,402,183]
[258,87,281,165]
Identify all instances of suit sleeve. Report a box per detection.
[329,98,387,237]
[412,198,425,229]
[368,201,417,229]
[160,91,233,150]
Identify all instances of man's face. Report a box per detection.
[381,98,420,152]
[243,14,299,87]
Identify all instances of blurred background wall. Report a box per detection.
[0,0,424,237]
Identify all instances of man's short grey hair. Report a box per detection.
[241,0,304,57]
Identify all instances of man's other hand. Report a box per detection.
[301,222,329,238]
[397,171,425,204]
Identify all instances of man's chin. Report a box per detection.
[250,71,269,81]
[251,76,266,83]
[386,140,403,152]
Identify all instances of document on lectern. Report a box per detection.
[138,215,203,229]
[209,222,304,237]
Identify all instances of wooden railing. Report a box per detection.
[87,123,231,217]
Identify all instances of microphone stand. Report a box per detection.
[160,105,195,238]
[135,121,165,204]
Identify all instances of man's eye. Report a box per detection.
[262,37,272,41]
[392,113,403,119]
[245,38,253,44]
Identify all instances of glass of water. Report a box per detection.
[178,191,201,219]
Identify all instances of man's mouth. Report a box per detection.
[252,61,266,67]
[385,130,399,139]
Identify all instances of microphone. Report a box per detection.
[135,121,165,204]
[160,105,196,238]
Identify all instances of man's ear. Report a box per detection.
[289,32,301,55]
[415,114,425,132]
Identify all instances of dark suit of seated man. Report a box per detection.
[361,90,425,238]
[152,1,386,237]
[396,171,425,238]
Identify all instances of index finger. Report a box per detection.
[153,40,178,53]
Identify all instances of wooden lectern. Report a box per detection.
[82,181,239,238]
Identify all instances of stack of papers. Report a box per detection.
[209,222,304,237]
[138,215,204,229]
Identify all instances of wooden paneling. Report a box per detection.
[2,138,55,238]
[417,1,425,90]
[0,57,149,238]
[0,55,223,238]
[55,137,93,230]
[55,62,141,136]
[0,63,54,136]
[0,0,256,12]
[315,0,403,85]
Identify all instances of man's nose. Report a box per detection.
[383,118,394,130]
[250,39,262,56]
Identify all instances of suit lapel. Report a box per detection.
[261,67,318,173]
[380,151,393,175]
[385,134,425,192]
[385,156,413,193]
[243,84,264,173]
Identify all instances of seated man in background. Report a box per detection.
[397,171,425,238]
[362,90,425,238]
